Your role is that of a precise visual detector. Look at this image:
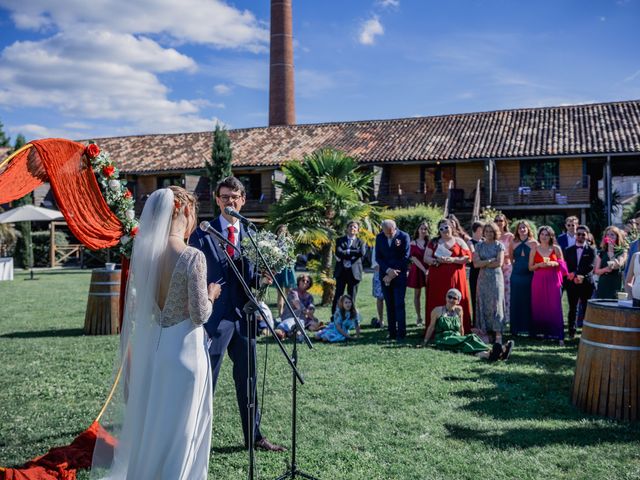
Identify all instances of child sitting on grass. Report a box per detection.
[315,294,361,342]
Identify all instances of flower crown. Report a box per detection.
[85,143,139,257]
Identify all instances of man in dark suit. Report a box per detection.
[331,220,366,315]
[557,215,579,254]
[189,176,284,452]
[564,225,596,338]
[375,219,411,341]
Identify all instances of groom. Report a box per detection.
[189,176,285,452]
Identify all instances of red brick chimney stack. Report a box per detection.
[269,0,295,126]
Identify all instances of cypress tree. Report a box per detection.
[205,124,233,214]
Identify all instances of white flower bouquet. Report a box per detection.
[241,229,296,275]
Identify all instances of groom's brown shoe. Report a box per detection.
[255,437,286,452]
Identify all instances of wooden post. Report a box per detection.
[49,221,55,267]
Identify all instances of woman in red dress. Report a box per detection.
[424,219,472,336]
[407,221,430,326]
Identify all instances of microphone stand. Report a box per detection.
[205,226,303,480]
[240,226,320,480]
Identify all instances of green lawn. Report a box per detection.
[1,270,639,479]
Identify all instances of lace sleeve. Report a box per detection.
[187,249,213,325]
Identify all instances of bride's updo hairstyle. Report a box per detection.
[168,185,197,218]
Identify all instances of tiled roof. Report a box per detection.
[90,100,640,174]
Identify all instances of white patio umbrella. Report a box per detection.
[0,205,63,223]
[0,205,64,279]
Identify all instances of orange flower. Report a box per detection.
[86,143,100,158]
[124,189,132,199]
[130,226,139,237]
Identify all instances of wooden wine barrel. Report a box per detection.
[572,299,640,421]
[84,268,121,335]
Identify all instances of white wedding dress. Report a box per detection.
[95,247,214,480]
[91,189,215,480]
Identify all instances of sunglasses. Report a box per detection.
[576,232,587,237]
[439,226,450,232]
[447,295,458,300]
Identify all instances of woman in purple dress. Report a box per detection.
[529,225,567,345]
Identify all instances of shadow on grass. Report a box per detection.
[211,444,246,455]
[444,422,640,449]
[0,328,85,339]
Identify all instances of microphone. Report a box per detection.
[223,206,254,227]
[199,221,239,253]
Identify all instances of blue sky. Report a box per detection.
[0,0,638,141]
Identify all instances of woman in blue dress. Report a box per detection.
[509,220,537,335]
[316,295,361,342]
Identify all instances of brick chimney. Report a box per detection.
[269,0,295,126]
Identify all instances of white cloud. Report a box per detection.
[377,0,400,8]
[0,0,268,136]
[359,16,384,45]
[213,84,232,95]
[0,0,269,52]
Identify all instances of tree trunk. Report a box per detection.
[319,242,335,306]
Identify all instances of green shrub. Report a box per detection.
[385,204,444,239]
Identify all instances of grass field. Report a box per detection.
[1,269,639,479]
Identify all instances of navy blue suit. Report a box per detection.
[375,229,411,339]
[189,217,263,445]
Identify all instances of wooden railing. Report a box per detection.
[493,176,590,207]
[376,181,467,209]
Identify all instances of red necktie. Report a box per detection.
[227,225,236,258]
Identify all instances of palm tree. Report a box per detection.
[269,148,381,304]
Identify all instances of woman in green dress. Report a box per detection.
[594,226,628,299]
[422,288,514,361]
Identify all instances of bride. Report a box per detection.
[91,186,221,479]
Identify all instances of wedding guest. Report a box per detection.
[564,225,596,337]
[468,222,484,323]
[422,289,514,361]
[424,219,472,335]
[557,216,579,254]
[495,214,514,327]
[473,222,506,344]
[447,214,472,244]
[407,221,430,326]
[370,244,386,328]
[316,294,361,342]
[274,224,297,317]
[509,220,536,336]
[276,274,322,340]
[624,212,640,278]
[594,225,628,299]
[375,219,411,341]
[332,220,366,315]
[530,226,567,345]
[624,248,640,307]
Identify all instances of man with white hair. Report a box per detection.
[374,219,411,340]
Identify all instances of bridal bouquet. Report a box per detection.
[241,229,296,275]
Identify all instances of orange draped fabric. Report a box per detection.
[0,421,117,480]
[0,138,122,250]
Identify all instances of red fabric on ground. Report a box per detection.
[0,139,122,250]
[0,422,116,480]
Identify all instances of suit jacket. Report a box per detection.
[557,233,575,254]
[564,244,596,286]
[374,230,411,283]
[189,217,259,337]
[334,235,366,281]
